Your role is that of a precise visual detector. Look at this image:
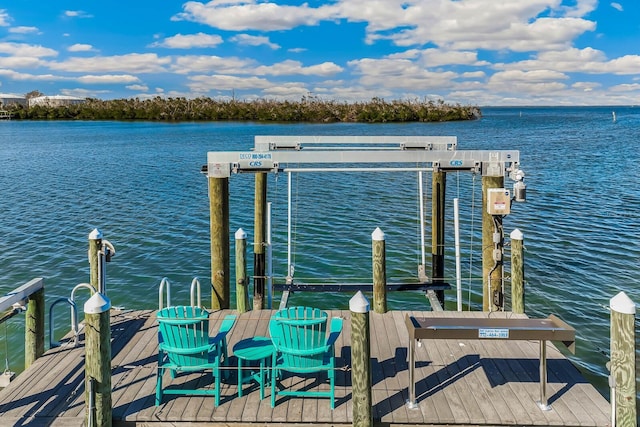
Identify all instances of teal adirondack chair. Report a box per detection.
[269,306,343,409]
[155,306,236,406]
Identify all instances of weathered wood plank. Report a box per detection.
[0,308,612,427]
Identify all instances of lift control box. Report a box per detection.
[487,188,511,215]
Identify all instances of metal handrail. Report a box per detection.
[159,277,171,310]
[49,297,77,348]
[190,277,202,308]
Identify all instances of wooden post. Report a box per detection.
[610,291,636,426]
[253,172,267,310]
[372,227,387,314]
[482,175,504,311]
[24,287,44,369]
[431,170,446,306]
[510,229,525,313]
[209,176,230,310]
[350,291,372,427]
[84,292,112,427]
[88,228,102,292]
[235,228,250,313]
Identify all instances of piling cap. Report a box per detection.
[88,228,103,240]
[510,228,524,240]
[84,292,111,314]
[372,227,385,241]
[610,291,636,315]
[235,228,247,239]
[349,290,370,313]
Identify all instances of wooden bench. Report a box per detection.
[405,314,576,411]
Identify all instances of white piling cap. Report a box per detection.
[510,228,524,240]
[349,290,370,313]
[84,292,111,314]
[235,228,247,239]
[372,227,385,241]
[88,228,102,240]
[610,291,636,315]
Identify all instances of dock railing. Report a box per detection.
[0,278,45,372]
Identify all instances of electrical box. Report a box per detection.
[487,188,511,215]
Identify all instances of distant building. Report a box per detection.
[0,93,28,107]
[29,95,85,108]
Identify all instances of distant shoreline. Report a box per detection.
[4,96,480,123]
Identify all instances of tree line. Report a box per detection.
[5,96,481,122]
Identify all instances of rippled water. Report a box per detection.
[1,107,638,401]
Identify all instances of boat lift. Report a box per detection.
[205,135,525,308]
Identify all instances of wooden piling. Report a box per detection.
[372,227,387,314]
[510,228,525,314]
[235,228,249,313]
[482,175,504,311]
[253,172,267,310]
[610,291,637,426]
[209,176,230,310]
[84,293,112,427]
[350,291,372,427]
[88,229,102,292]
[431,170,446,306]
[24,287,44,369]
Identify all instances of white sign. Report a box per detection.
[478,328,509,339]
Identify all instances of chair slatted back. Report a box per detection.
[270,306,328,370]
[158,306,210,368]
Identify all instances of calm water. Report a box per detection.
[1,107,639,401]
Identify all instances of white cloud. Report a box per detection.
[0,56,45,68]
[64,10,93,18]
[609,83,640,92]
[0,69,68,82]
[348,57,459,90]
[48,53,170,73]
[0,9,10,26]
[126,84,149,91]
[174,1,339,31]
[288,48,307,53]
[572,81,601,91]
[172,55,256,74]
[488,70,569,95]
[9,26,39,34]
[562,0,598,17]
[176,1,598,55]
[0,42,58,57]
[461,71,486,79]
[68,44,95,52]
[262,83,310,98]
[497,48,640,75]
[418,49,490,67]
[151,33,223,49]
[610,2,623,12]
[77,74,141,84]
[187,74,273,91]
[230,34,280,49]
[254,60,343,76]
[60,88,111,98]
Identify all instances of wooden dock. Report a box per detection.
[0,309,610,426]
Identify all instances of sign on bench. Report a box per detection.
[405,314,575,411]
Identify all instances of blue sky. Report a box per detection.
[1,1,639,105]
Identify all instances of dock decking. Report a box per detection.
[0,309,610,426]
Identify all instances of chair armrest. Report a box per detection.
[326,317,343,347]
[209,314,237,347]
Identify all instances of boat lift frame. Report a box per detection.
[205,135,523,304]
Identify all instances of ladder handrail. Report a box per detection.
[159,277,171,310]
[49,297,78,348]
[190,277,202,308]
[69,283,97,346]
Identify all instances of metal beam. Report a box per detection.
[0,277,44,313]
[254,135,458,151]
